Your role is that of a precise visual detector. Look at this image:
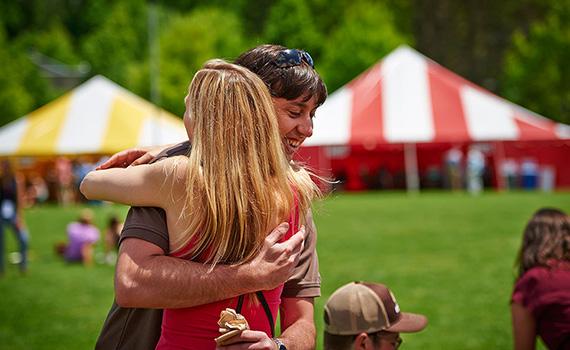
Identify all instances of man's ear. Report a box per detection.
[353,333,370,350]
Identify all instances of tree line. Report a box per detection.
[0,0,567,126]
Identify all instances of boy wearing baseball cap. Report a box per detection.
[324,282,428,350]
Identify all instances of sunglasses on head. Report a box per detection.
[274,49,314,68]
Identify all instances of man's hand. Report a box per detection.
[96,145,168,170]
[215,330,277,350]
[240,223,307,292]
[114,222,308,309]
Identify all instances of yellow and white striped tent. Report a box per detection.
[0,75,187,156]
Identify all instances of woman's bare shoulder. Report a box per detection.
[155,156,188,178]
[154,156,188,203]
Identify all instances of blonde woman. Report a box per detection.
[81,60,319,349]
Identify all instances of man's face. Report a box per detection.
[272,95,319,158]
[182,93,319,156]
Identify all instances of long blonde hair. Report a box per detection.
[172,59,319,266]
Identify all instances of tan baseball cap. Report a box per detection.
[324,282,428,335]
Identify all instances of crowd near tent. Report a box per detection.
[298,46,570,191]
[0,75,187,157]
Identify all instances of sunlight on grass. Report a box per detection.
[1,192,567,349]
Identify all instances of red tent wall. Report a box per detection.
[298,140,569,191]
[500,141,570,188]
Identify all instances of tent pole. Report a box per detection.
[404,143,420,193]
[494,141,506,191]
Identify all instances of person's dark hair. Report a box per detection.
[323,332,357,350]
[0,160,15,187]
[108,216,120,228]
[234,44,327,106]
[323,331,382,350]
[516,207,570,278]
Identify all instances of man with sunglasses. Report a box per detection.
[94,45,326,350]
[323,282,428,350]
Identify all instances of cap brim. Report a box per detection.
[386,312,428,333]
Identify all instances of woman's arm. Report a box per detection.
[80,156,184,207]
[96,143,177,170]
[511,302,536,350]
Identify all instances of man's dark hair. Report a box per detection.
[323,331,383,350]
[235,44,327,106]
[323,332,355,350]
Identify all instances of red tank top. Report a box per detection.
[156,202,299,350]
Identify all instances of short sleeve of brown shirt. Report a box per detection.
[282,208,321,298]
[118,141,190,253]
[118,141,321,298]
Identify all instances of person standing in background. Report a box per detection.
[444,147,463,191]
[466,145,485,195]
[55,157,74,205]
[104,215,123,264]
[0,160,29,275]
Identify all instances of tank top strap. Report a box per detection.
[282,188,300,242]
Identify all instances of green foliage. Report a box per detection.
[0,1,111,127]
[0,52,34,125]
[0,0,565,127]
[502,2,570,124]
[62,0,116,40]
[15,23,80,65]
[128,7,251,116]
[319,1,409,92]
[410,0,553,95]
[160,0,276,36]
[81,0,148,84]
[0,0,67,38]
[0,32,52,126]
[264,0,322,54]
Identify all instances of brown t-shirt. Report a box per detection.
[95,141,321,350]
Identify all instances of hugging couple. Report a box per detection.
[84,44,327,350]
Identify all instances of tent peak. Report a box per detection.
[381,45,439,69]
[82,75,123,91]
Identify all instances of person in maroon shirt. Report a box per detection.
[511,208,570,350]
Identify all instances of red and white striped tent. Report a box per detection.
[301,46,570,190]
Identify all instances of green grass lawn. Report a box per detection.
[0,191,568,349]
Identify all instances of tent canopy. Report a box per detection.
[0,75,187,156]
[306,46,570,147]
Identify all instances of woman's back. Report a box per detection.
[512,262,570,349]
[156,181,300,350]
[156,216,297,350]
[511,208,570,350]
